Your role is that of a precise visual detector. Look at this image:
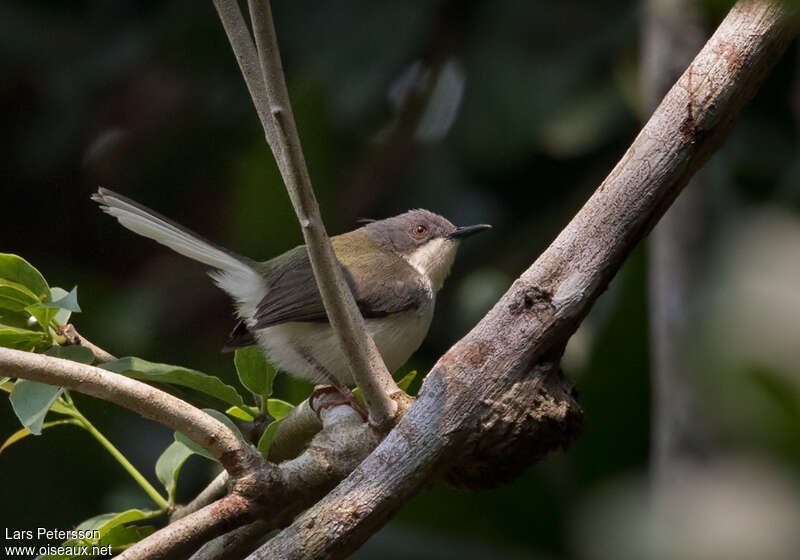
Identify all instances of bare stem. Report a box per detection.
[268,397,321,462]
[59,324,116,363]
[211,0,279,152]
[171,471,230,522]
[189,519,272,560]
[71,407,169,510]
[234,0,399,427]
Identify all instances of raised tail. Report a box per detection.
[92,188,265,317]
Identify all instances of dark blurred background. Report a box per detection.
[2,1,800,558]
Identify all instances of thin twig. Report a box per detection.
[211,0,280,153]
[171,471,230,522]
[189,519,272,560]
[0,348,262,477]
[59,324,116,363]
[268,397,321,462]
[242,0,399,427]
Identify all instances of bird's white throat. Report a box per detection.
[404,237,459,292]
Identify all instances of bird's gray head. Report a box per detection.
[363,209,491,291]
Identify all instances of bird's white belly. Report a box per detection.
[253,302,434,386]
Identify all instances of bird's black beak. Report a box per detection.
[447,224,492,240]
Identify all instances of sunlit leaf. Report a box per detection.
[396,370,417,392]
[102,357,244,407]
[24,302,58,331]
[174,408,246,462]
[226,405,256,421]
[9,380,63,434]
[234,346,275,396]
[77,508,161,532]
[267,398,293,420]
[36,508,163,559]
[0,253,50,302]
[155,440,195,503]
[0,419,79,454]
[48,397,74,416]
[351,387,365,409]
[99,524,155,551]
[0,278,39,312]
[0,324,49,350]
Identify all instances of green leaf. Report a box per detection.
[77,508,161,532]
[351,386,366,409]
[99,524,156,550]
[0,419,79,454]
[0,278,40,312]
[38,510,160,559]
[24,302,58,330]
[102,357,245,407]
[257,419,281,458]
[45,344,95,364]
[0,253,50,302]
[48,287,74,324]
[25,286,78,330]
[9,380,63,434]
[0,307,39,330]
[174,408,246,462]
[267,398,293,420]
[226,405,256,421]
[234,346,276,396]
[155,440,195,503]
[0,324,49,350]
[42,285,81,313]
[396,370,418,392]
[6,380,75,416]
[48,396,74,416]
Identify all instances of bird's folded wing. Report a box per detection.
[250,237,428,330]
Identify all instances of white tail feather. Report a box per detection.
[95,189,266,318]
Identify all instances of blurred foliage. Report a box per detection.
[1,0,800,558]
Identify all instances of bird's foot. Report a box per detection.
[310,385,368,422]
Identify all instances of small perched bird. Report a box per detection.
[93,188,490,394]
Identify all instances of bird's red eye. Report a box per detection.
[413,224,428,237]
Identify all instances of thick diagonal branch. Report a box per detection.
[252,1,799,557]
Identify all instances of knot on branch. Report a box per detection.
[230,447,283,508]
[508,284,554,316]
[444,362,582,489]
